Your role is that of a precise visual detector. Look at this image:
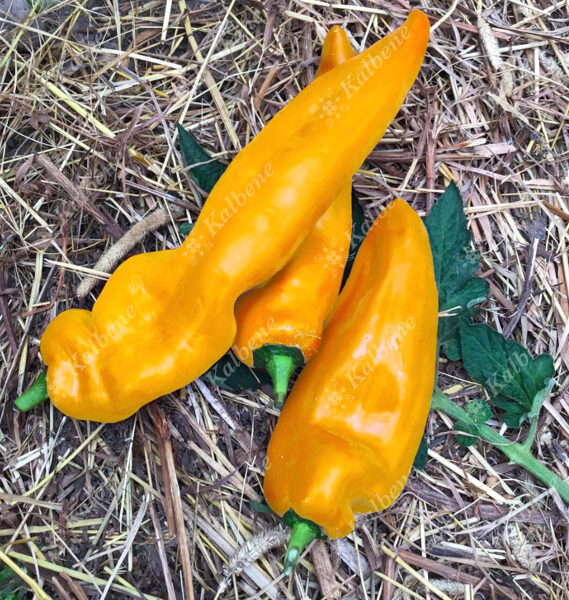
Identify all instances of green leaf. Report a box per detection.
[178,222,194,236]
[425,182,489,360]
[0,567,18,586]
[425,182,471,301]
[437,317,462,361]
[455,421,477,447]
[177,123,227,193]
[527,378,555,421]
[250,500,275,514]
[465,398,492,424]
[341,190,368,287]
[202,353,270,392]
[25,0,53,10]
[0,567,27,600]
[493,399,532,428]
[459,320,555,426]
[413,436,428,470]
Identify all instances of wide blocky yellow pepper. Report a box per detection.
[264,200,438,545]
[40,11,430,422]
[232,26,355,406]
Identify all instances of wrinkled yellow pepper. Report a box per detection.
[40,10,430,422]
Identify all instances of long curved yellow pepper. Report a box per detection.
[40,10,430,422]
[263,200,438,548]
[232,26,355,406]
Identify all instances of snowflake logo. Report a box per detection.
[316,238,345,274]
[463,247,480,268]
[183,235,212,265]
[309,88,348,128]
[316,379,355,413]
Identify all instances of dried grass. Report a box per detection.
[0,0,568,598]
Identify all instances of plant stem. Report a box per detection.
[523,415,539,453]
[283,516,321,575]
[523,378,554,451]
[431,388,569,504]
[14,372,49,412]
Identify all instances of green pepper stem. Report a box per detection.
[14,372,49,412]
[283,519,320,575]
[253,345,304,408]
[431,388,569,503]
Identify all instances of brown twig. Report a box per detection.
[310,540,339,599]
[151,405,195,600]
[34,153,123,240]
[75,205,183,298]
[503,235,540,339]
[0,269,17,353]
[394,547,522,600]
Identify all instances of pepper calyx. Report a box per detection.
[253,344,304,408]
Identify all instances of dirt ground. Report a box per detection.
[0,0,30,21]
[1,1,569,599]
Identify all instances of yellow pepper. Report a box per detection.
[232,26,355,406]
[40,10,430,422]
[263,199,438,569]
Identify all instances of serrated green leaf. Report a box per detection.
[465,398,492,424]
[425,182,471,308]
[425,182,489,360]
[455,421,477,447]
[413,436,429,470]
[202,353,270,392]
[459,320,555,426]
[177,123,227,193]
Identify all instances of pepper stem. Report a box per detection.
[283,518,321,575]
[14,372,49,412]
[253,345,304,408]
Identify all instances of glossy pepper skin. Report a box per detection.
[232,26,355,406]
[40,10,430,423]
[264,199,438,539]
